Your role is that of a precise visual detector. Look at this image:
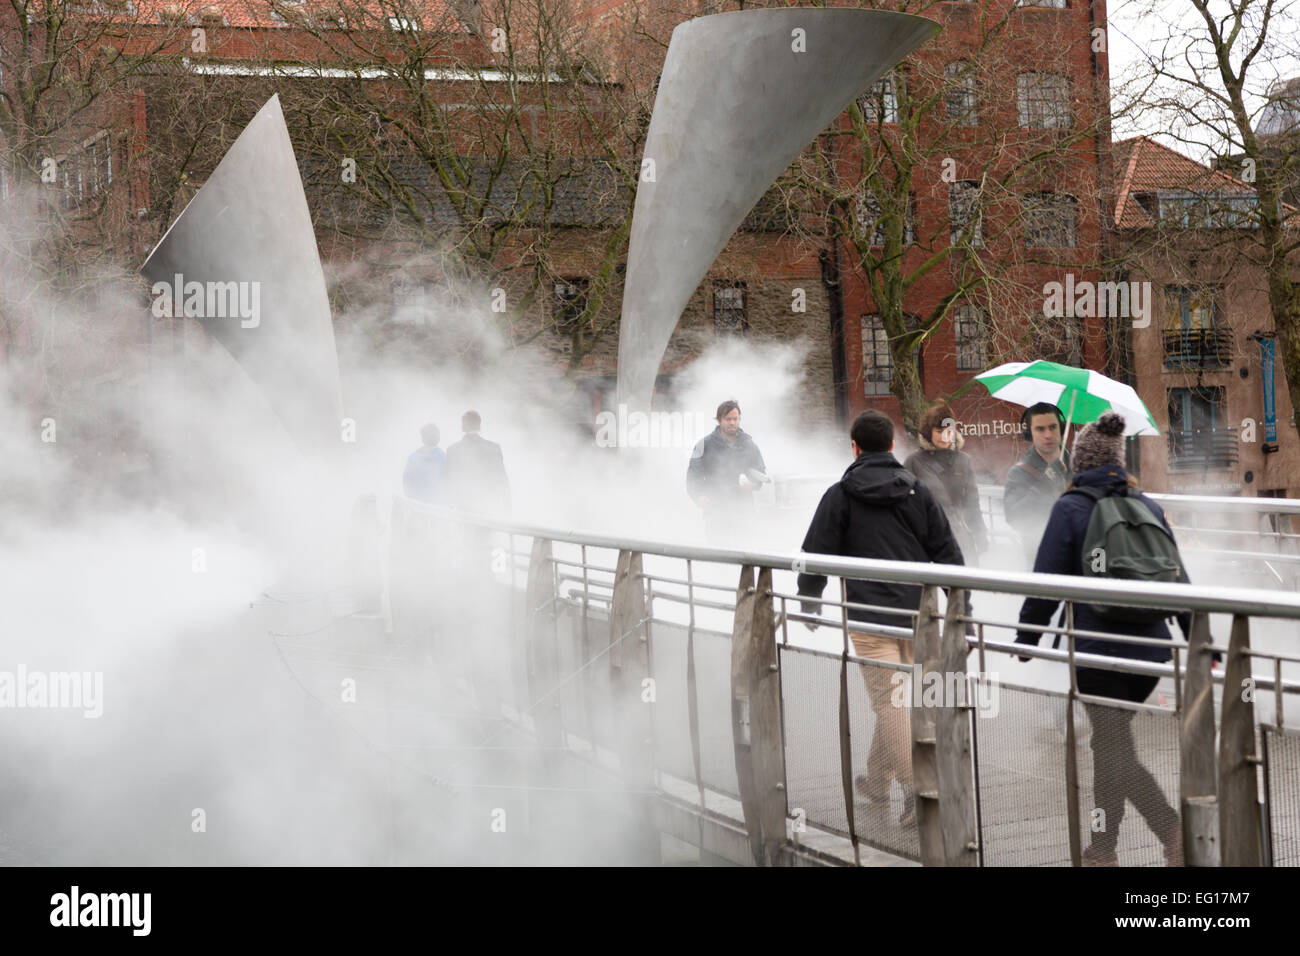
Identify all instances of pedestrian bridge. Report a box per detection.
[283,493,1300,866]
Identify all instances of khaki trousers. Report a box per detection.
[849,631,915,795]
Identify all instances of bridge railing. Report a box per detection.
[389,496,1300,867]
[777,476,1300,585]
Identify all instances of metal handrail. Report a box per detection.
[402,500,1300,619]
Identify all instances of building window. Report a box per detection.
[954,304,987,371]
[949,180,983,247]
[862,314,893,396]
[712,281,747,335]
[1023,193,1077,247]
[59,159,84,211]
[858,73,898,125]
[1039,316,1083,366]
[554,277,591,334]
[1168,386,1235,469]
[81,134,113,197]
[1150,190,1258,228]
[856,189,915,246]
[1164,285,1217,330]
[1017,72,1071,129]
[1163,286,1229,368]
[1017,0,1067,7]
[92,136,112,194]
[392,276,433,324]
[944,60,978,126]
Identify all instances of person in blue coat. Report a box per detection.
[402,423,447,504]
[1015,411,1189,866]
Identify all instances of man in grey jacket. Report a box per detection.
[1003,402,1072,566]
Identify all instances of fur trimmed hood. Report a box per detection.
[916,429,965,452]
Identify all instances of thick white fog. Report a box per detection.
[3,222,1296,865]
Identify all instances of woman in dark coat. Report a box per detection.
[1015,411,1190,866]
[904,402,989,565]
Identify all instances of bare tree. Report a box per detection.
[1119,0,1300,429]
[274,0,652,372]
[766,0,1116,429]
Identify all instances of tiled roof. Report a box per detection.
[1112,135,1256,228]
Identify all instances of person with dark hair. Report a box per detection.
[1004,401,1072,564]
[446,410,510,516]
[796,409,965,826]
[904,402,988,565]
[686,400,768,545]
[1015,411,1189,866]
[402,423,447,504]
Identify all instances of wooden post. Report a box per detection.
[609,550,654,791]
[729,566,788,865]
[524,537,562,748]
[1218,614,1262,866]
[910,585,944,866]
[1180,611,1220,866]
[935,588,978,866]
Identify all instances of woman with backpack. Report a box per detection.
[1014,411,1191,866]
[904,401,989,564]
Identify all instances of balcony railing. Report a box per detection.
[1168,426,1239,469]
[1163,328,1233,369]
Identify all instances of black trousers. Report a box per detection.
[1077,667,1179,852]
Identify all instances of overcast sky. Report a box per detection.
[1107,0,1300,159]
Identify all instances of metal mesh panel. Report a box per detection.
[551,602,587,736]
[847,656,922,860]
[975,684,1072,866]
[779,646,849,837]
[693,628,739,797]
[506,582,531,714]
[1265,725,1300,866]
[1072,694,1180,867]
[647,619,698,784]
[578,605,616,751]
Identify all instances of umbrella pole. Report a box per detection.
[1061,390,1079,459]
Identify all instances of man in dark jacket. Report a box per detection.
[686,399,767,545]
[1015,411,1189,866]
[796,409,965,824]
[1003,402,1072,565]
[445,410,511,516]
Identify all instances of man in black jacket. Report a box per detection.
[686,399,767,545]
[445,410,511,517]
[796,409,965,823]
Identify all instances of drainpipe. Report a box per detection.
[819,133,850,427]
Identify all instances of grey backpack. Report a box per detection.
[1066,485,1185,625]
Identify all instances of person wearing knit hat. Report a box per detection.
[1013,409,1193,867]
[1070,410,1128,474]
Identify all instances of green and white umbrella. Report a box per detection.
[975,360,1159,438]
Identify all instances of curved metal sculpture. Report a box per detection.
[141,94,343,456]
[615,8,939,412]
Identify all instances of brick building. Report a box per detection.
[6,0,1122,480]
[1112,135,1300,498]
